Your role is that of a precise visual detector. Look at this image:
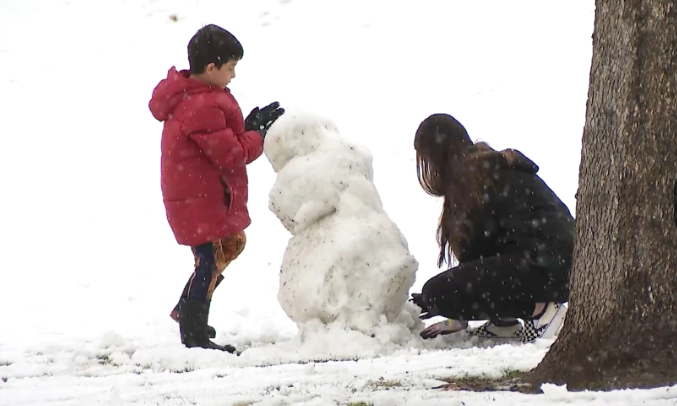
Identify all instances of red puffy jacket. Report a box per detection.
[149,67,263,246]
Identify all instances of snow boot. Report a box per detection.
[467,318,524,339]
[521,303,567,343]
[172,298,217,338]
[178,299,236,353]
[170,274,225,338]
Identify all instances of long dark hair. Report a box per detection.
[414,113,501,267]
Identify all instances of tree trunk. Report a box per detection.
[527,0,677,391]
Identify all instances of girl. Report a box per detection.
[410,113,574,343]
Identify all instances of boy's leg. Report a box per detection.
[205,231,246,299]
[171,231,245,330]
[172,275,225,317]
[170,275,224,338]
[178,232,246,352]
[178,242,226,350]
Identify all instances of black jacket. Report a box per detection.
[456,149,575,266]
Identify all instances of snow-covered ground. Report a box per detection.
[3,0,674,404]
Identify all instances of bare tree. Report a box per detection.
[527,0,677,390]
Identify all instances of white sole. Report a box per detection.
[539,304,567,340]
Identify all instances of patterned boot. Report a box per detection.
[467,318,524,339]
[521,303,567,343]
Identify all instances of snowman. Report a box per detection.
[263,111,421,337]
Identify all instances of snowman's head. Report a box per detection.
[264,111,341,172]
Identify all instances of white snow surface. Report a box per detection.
[265,112,421,343]
[2,0,676,404]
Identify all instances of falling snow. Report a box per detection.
[3,0,673,404]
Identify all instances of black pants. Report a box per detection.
[173,232,246,309]
[173,253,225,316]
[186,243,219,301]
[420,248,570,322]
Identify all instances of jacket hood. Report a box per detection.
[500,148,540,174]
[149,67,218,122]
[465,143,540,175]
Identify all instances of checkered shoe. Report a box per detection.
[521,303,567,343]
[467,319,524,339]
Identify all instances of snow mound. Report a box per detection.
[263,110,422,351]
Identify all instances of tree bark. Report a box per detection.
[527,0,677,391]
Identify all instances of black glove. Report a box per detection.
[410,293,426,308]
[245,101,285,139]
[410,293,439,320]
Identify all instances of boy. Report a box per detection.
[149,24,284,352]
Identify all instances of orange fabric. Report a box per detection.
[189,231,246,300]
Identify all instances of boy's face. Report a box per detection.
[205,59,238,88]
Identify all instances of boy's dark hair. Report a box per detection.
[188,24,244,74]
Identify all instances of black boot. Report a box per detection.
[173,298,217,338]
[179,299,236,353]
[171,274,224,338]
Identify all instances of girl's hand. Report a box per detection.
[420,319,468,339]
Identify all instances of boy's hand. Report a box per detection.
[245,102,285,139]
